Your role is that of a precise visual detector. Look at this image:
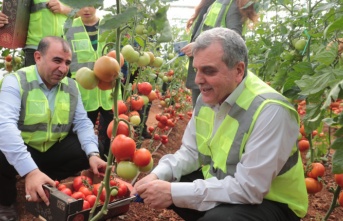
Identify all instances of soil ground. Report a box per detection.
[16,100,343,221]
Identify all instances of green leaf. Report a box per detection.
[292,62,313,75]
[331,137,343,150]
[60,0,104,9]
[99,7,138,30]
[296,72,336,96]
[313,49,337,66]
[332,148,343,174]
[324,17,343,39]
[334,126,343,137]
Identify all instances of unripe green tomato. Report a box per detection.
[110,188,118,196]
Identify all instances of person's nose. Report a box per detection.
[58,63,69,74]
[194,71,204,85]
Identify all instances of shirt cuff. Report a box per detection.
[152,164,174,181]
[15,157,38,177]
[171,182,198,209]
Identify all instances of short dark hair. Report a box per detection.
[37,36,71,56]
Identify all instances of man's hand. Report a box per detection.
[89,156,107,176]
[134,178,173,209]
[0,12,8,28]
[24,169,56,206]
[46,0,71,15]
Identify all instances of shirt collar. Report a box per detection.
[223,76,247,107]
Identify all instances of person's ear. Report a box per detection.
[236,61,245,79]
[33,51,42,63]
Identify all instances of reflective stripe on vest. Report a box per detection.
[15,67,77,152]
[64,17,115,111]
[31,2,46,13]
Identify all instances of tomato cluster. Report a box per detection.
[55,175,129,210]
[111,134,153,180]
[304,162,325,194]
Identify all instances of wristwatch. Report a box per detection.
[88,152,100,159]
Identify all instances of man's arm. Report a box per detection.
[71,89,107,175]
[0,74,38,176]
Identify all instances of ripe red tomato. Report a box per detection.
[335,174,343,188]
[116,183,128,197]
[71,191,85,200]
[92,183,106,202]
[133,148,152,167]
[307,162,325,179]
[148,126,154,133]
[161,138,168,144]
[305,177,323,194]
[111,134,136,161]
[107,120,129,138]
[54,180,60,187]
[79,186,93,197]
[166,119,175,127]
[82,200,91,210]
[113,100,128,115]
[60,187,72,196]
[339,191,343,207]
[298,139,310,152]
[137,82,152,96]
[5,54,12,62]
[127,95,144,111]
[57,184,67,191]
[153,134,160,140]
[73,175,93,191]
[159,115,168,124]
[85,194,97,207]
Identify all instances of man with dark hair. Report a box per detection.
[0,36,107,221]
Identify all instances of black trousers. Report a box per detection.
[0,133,93,207]
[169,170,300,221]
[87,107,113,156]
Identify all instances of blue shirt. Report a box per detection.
[0,66,99,177]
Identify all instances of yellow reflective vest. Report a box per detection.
[14,66,77,152]
[26,0,67,48]
[64,17,115,111]
[195,72,308,217]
